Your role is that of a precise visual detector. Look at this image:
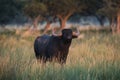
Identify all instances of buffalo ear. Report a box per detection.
[58,35,62,38]
[72,32,79,38]
[72,35,78,38]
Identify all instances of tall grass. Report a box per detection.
[0,30,120,80]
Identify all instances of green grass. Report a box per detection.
[0,30,120,80]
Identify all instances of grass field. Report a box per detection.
[0,30,120,80]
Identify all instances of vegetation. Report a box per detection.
[23,0,87,31]
[48,0,86,29]
[23,0,47,30]
[0,30,120,80]
[0,0,120,80]
[0,0,24,24]
[97,0,120,34]
[0,0,120,33]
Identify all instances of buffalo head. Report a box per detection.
[52,28,80,41]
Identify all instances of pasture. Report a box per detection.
[0,29,120,80]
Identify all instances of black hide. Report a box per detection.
[34,29,77,64]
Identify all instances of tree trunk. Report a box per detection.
[61,19,67,29]
[111,17,116,34]
[57,11,73,29]
[33,15,40,31]
[95,15,104,26]
[22,15,40,37]
[117,11,120,34]
[43,21,51,34]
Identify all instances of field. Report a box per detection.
[0,29,120,80]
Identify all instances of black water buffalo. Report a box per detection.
[34,28,79,64]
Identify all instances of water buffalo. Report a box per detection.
[34,28,79,64]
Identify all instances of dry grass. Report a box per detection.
[0,30,120,80]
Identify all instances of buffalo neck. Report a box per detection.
[60,37,72,49]
[51,36,72,50]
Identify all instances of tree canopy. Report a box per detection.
[23,0,47,19]
[98,0,119,20]
[97,0,120,33]
[0,0,103,25]
[1,0,120,33]
[0,0,24,24]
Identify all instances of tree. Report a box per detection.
[0,0,24,24]
[42,0,57,33]
[46,0,86,29]
[23,0,55,33]
[97,0,120,34]
[114,0,120,33]
[83,0,104,26]
[23,0,47,31]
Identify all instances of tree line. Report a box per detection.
[0,0,120,34]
